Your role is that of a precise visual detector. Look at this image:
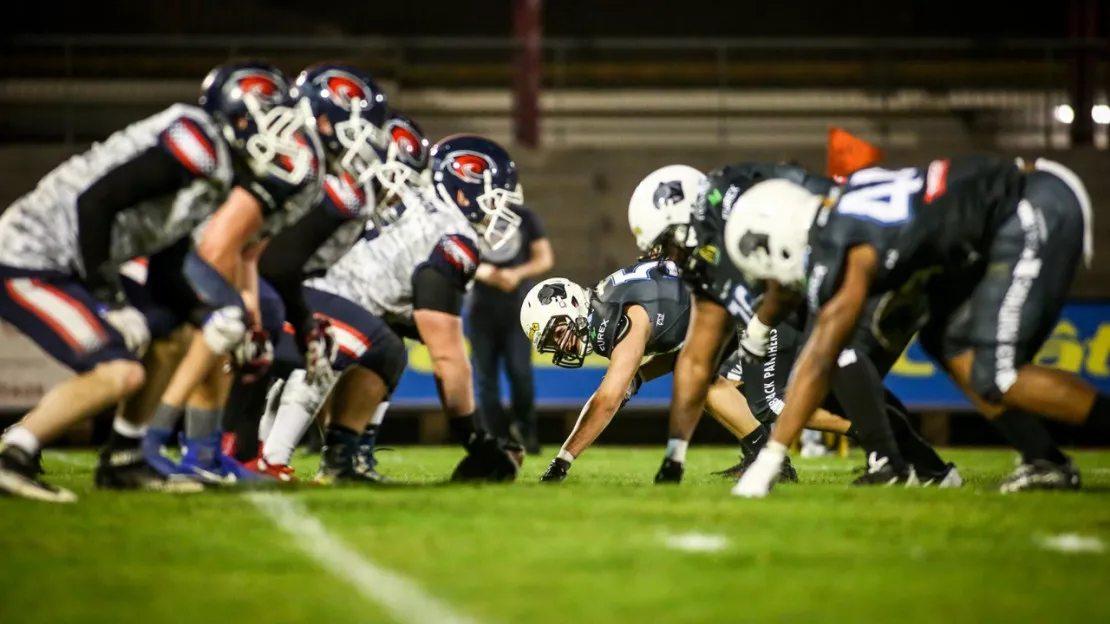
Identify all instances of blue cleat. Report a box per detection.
[142,427,198,480]
[180,432,273,484]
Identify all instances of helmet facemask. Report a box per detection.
[473,172,524,250]
[535,314,592,369]
[240,92,313,185]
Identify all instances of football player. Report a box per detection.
[134,61,326,483]
[218,65,427,475]
[0,60,319,501]
[253,134,524,483]
[628,164,955,485]
[520,264,825,483]
[724,156,1108,497]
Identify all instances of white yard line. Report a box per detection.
[246,492,482,624]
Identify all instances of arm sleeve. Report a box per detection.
[258,205,349,346]
[77,145,193,300]
[411,265,466,316]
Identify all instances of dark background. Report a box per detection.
[6,0,1082,38]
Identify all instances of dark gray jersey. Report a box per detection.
[588,260,689,358]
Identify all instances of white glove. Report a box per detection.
[100,306,150,356]
[202,306,247,355]
[739,316,771,361]
[731,441,786,498]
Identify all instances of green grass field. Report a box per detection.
[2,447,1109,624]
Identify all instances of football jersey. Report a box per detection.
[301,173,369,277]
[306,185,480,325]
[686,162,835,324]
[0,104,234,275]
[805,156,1023,350]
[588,260,690,358]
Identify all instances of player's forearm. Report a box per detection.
[562,391,622,458]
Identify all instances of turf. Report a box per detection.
[2,447,1109,623]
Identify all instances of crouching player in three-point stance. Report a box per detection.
[0,60,320,501]
[725,156,1110,497]
[521,264,813,483]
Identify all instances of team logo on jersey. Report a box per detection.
[653,180,685,209]
[444,150,495,185]
[387,118,429,170]
[317,70,374,110]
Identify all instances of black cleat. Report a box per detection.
[539,457,571,483]
[778,456,799,483]
[712,454,752,479]
[850,452,909,486]
[0,444,76,503]
[714,453,798,483]
[94,449,204,493]
[654,458,684,484]
[450,434,520,483]
[999,459,1081,494]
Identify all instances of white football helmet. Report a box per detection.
[723,179,823,288]
[520,278,594,368]
[627,164,707,252]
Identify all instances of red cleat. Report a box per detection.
[244,457,297,482]
[221,432,238,457]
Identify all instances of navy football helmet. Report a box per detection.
[291,63,390,182]
[199,61,315,185]
[430,134,523,250]
[385,110,430,185]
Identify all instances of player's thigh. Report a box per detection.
[963,177,1083,400]
[303,287,407,391]
[0,271,135,372]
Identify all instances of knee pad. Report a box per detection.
[969,347,1014,405]
[202,306,247,355]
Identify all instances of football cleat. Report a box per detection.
[539,457,571,483]
[0,443,77,503]
[654,457,684,484]
[95,448,203,493]
[245,457,297,482]
[713,453,798,483]
[999,460,1081,494]
[450,433,519,483]
[141,427,198,480]
[850,452,909,486]
[316,426,391,485]
[906,463,963,488]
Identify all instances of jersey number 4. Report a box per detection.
[839,167,924,225]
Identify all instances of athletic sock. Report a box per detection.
[884,393,948,474]
[184,406,222,440]
[106,416,145,451]
[149,403,185,432]
[1084,393,1110,435]
[448,414,477,445]
[262,400,317,467]
[739,425,769,457]
[831,361,908,473]
[2,426,41,456]
[994,410,1069,465]
[664,438,688,463]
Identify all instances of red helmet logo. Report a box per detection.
[446,150,493,184]
[318,70,371,110]
[388,119,427,168]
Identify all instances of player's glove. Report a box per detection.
[738,316,772,364]
[654,457,684,484]
[540,457,572,483]
[98,305,151,356]
[303,317,337,385]
[230,327,274,383]
[451,432,520,483]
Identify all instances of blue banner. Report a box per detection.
[391,303,1110,411]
